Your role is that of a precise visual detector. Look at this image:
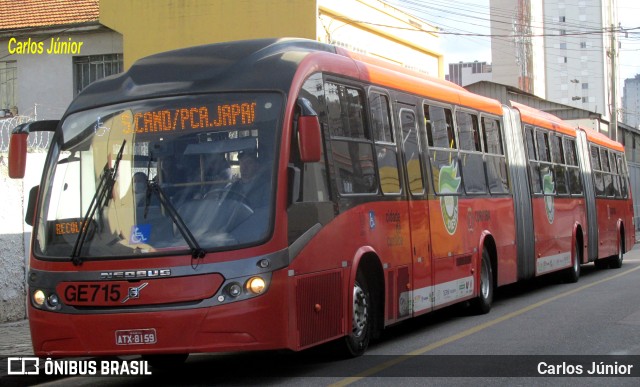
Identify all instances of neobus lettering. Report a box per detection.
[121,102,256,134]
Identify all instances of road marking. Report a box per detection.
[329,263,640,386]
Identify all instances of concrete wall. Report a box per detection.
[0,152,46,323]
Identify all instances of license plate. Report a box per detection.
[115,328,157,345]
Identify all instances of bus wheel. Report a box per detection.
[142,353,189,369]
[563,241,580,283]
[343,272,371,357]
[609,233,624,269]
[469,249,493,315]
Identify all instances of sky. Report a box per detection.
[389,0,640,81]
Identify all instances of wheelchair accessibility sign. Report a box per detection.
[129,224,151,244]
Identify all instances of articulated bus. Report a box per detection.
[8,38,634,360]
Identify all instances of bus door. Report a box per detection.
[397,102,433,318]
[423,103,471,309]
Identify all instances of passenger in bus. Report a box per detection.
[228,149,268,207]
[132,172,148,206]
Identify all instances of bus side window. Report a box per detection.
[457,111,486,194]
[370,92,400,194]
[609,151,621,197]
[591,145,605,197]
[617,154,629,198]
[425,104,461,195]
[325,82,377,195]
[563,137,583,195]
[400,108,424,195]
[600,148,614,197]
[525,126,542,194]
[550,135,568,195]
[482,117,509,194]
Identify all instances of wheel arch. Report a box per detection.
[573,222,584,263]
[350,247,385,338]
[478,231,497,288]
[617,219,626,254]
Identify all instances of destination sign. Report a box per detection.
[121,102,257,134]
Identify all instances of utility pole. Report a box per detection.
[609,0,618,141]
[610,23,618,141]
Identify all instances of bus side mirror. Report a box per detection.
[298,116,321,163]
[9,132,29,178]
[296,97,321,163]
[8,120,58,178]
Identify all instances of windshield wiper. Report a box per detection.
[71,140,126,266]
[143,182,205,260]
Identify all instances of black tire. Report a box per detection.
[341,272,372,357]
[469,249,493,315]
[563,240,580,283]
[142,353,189,369]
[609,233,624,269]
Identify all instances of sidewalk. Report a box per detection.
[0,319,32,356]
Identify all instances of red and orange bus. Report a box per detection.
[8,38,634,360]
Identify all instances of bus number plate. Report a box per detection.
[115,328,157,345]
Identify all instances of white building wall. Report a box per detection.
[2,29,122,120]
[543,0,611,121]
[623,75,640,129]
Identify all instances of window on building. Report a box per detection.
[73,54,123,96]
[580,41,587,49]
[559,16,566,22]
[582,83,589,89]
[0,61,17,112]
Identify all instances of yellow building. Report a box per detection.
[100,0,443,77]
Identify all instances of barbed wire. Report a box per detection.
[0,115,52,153]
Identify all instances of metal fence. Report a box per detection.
[0,116,53,152]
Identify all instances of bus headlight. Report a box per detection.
[246,277,266,295]
[33,290,46,307]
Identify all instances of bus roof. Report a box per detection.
[580,125,625,152]
[66,38,337,117]
[339,49,503,115]
[510,101,576,137]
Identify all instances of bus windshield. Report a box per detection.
[34,92,282,260]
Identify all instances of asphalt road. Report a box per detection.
[4,245,640,386]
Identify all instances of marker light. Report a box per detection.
[228,283,242,298]
[246,277,266,295]
[33,290,46,307]
[47,293,60,308]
